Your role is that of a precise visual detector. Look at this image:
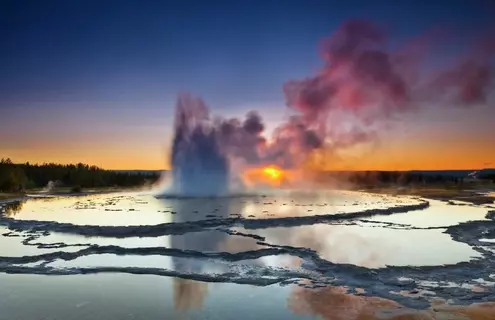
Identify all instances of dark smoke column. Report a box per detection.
[170,94,230,197]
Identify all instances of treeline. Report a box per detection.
[346,171,463,186]
[0,158,160,192]
[481,174,495,183]
[319,170,490,187]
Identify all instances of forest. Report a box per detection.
[0,158,160,192]
[2,157,493,193]
[315,169,495,187]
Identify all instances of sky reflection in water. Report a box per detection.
[1,191,494,319]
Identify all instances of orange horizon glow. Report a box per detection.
[3,142,494,172]
[2,123,494,171]
[2,98,494,172]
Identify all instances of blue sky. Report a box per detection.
[2,0,492,110]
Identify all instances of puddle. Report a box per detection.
[235,223,481,268]
[33,229,261,254]
[45,252,304,276]
[369,200,489,228]
[0,227,83,257]
[46,253,242,273]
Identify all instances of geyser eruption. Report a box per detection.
[163,89,319,196]
[161,19,494,197]
[164,93,321,197]
[169,94,231,197]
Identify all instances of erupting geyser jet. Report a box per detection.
[169,94,231,197]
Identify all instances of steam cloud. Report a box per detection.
[168,19,494,195]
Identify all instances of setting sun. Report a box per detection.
[242,165,288,187]
[263,166,282,180]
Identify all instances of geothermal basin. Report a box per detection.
[1,189,495,319]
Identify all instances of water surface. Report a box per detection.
[1,190,495,318]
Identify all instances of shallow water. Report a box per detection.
[6,195,170,226]
[369,199,489,227]
[1,190,495,318]
[1,273,494,320]
[36,229,261,252]
[0,273,311,320]
[7,191,419,226]
[0,226,86,257]
[235,223,481,268]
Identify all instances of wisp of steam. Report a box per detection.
[158,20,494,198]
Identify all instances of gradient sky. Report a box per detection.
[1,0,494,170]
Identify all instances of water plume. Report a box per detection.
[168,94,231,197]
